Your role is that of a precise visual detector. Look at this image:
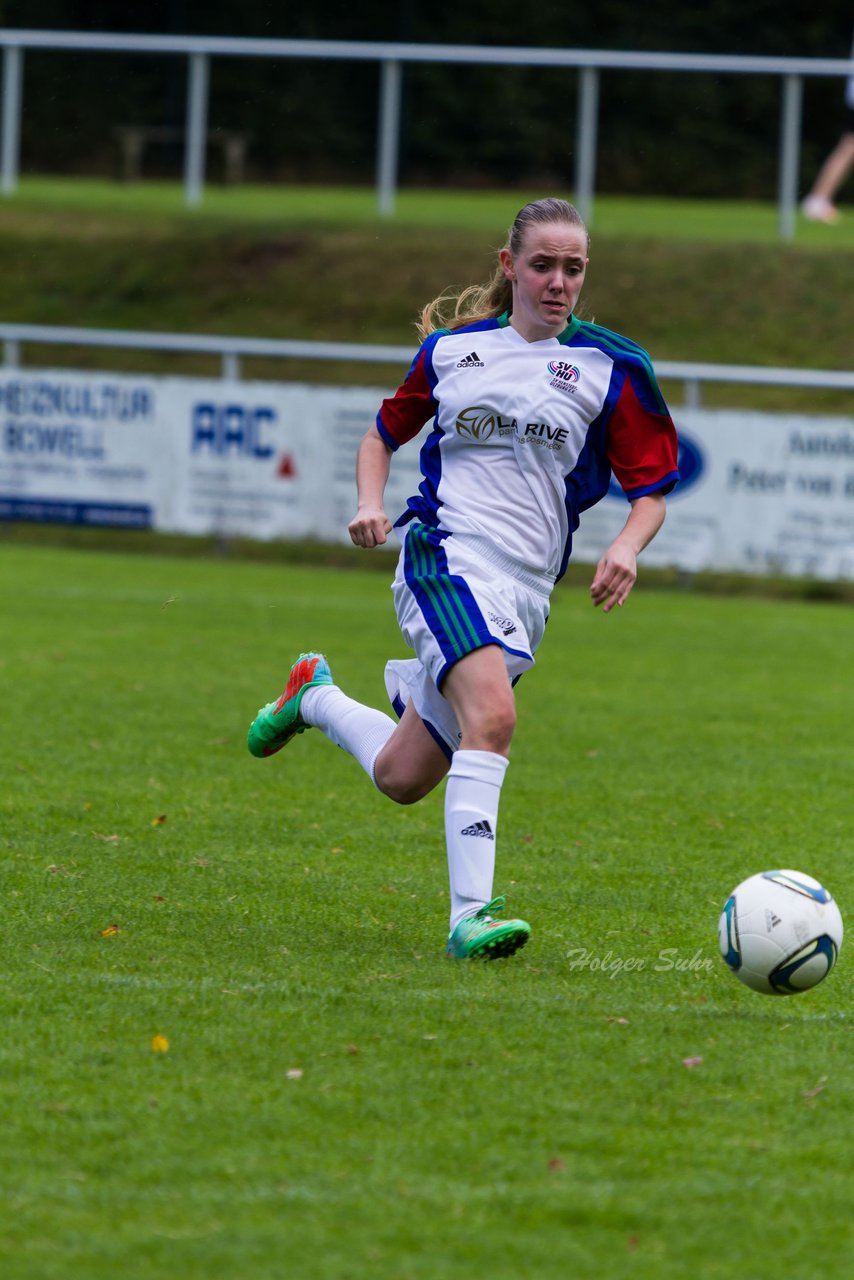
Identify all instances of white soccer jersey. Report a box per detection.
[376,313,678,581]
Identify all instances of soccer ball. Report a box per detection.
[719,870,843,995]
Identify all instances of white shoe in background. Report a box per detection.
[801,195,840,224]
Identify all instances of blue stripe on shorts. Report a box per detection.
[403,523,496,679]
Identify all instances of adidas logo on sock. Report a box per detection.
[461,819,495,839]
[456,351,485,368]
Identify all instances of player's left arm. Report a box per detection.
[594,359,679,612]
[590,492,666,613]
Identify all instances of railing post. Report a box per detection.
[376,59,402,219]
[575,66,599,227]
[1,45,23,196]
[222,351,240,380]
[683,378,702,410]
[778,72,802,242]
[3,337,20,367]
[185,51,209,207]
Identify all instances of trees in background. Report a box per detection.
[1,1,851,198]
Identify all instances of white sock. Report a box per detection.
[445,749,509,931]
[300,684,396,787]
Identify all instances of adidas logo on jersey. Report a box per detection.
[460,820,495,839]
[456,351,485,368]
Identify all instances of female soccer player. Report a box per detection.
[248,197,679,960]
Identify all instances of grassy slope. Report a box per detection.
[0,179,852,410]
[1,544,853,1279]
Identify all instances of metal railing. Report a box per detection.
[1,29,853,236]
[1,321,852,410]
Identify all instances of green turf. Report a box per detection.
[1,543,852,1278]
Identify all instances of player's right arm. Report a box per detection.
[350,336,440,548]
[348,425,394,548]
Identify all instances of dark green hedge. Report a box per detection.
[2,1,851,197]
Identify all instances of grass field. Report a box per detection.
[2,543,853,1279]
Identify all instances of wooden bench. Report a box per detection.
[115,126,248,184]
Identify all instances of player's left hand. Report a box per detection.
[590,541,638,613]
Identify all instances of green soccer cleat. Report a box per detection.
[247,652,333,758]
[446,896,531,960]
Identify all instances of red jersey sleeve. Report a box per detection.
[606,369,679,499]
[376,341,439,451]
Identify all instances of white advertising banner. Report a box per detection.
[1,370,852,580]
[0,371,165,527]
[0,370,382,541]
[571,410,854,581]
[162,381,341,540]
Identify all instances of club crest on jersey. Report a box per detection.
[548,359,581,395]
[455,406,515,442]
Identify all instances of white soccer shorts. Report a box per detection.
[384,521,552,757]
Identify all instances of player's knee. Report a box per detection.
[464,697,516,754]
[382,778,431,805]
[373,755,435,805]
[375,769,433,806]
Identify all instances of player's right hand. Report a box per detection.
[348,507,392,548]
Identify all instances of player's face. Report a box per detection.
[500,222,588,342]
